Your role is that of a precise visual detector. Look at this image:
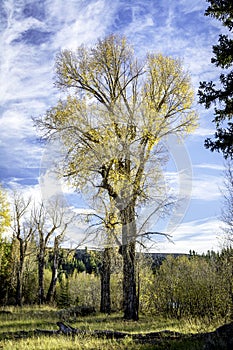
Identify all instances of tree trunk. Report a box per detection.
[120,205,139,321]
[38,252,45,305]
[100,247,111,314]
[46,238,59,303]
[46,255,58,304]
[16,239,25,306]
[16,270,23,306]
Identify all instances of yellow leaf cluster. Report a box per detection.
[0,186,10,237]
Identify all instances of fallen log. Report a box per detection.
[55,321,185,340]
[56,322,79,335]
[56,322,134,338]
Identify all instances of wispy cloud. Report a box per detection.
[192,127,216,137]
[192,174,222,201]
[165,169,222,202]
[0,0,107,191]
[153,217,223,254]
[0,0,226,253]
[194,163,225,171]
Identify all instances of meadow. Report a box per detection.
[0,306,227,350]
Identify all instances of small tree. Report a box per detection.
[0,185,11,304]
[0,240,13,305]
[11,193,35,306]
[33,198,70,304]
[35,35,197,319]
[0,185,10,238]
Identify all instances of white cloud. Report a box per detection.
[165,169,222,202]
[152,217,222,254]
[178,0,205,14]
[0,109,33,139]
[192,174,222,201]
[194,163,225,171]
[47,0,118,50]
[192,127,216,137]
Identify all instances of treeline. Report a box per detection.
[0,236,232,322]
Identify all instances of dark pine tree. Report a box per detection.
[198,0,233,158]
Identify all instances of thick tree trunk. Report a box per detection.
[100,247,111,314]
[46,255,58,304]
[120,205,139,321]
[46,238,59,303]
[122,242,138,320]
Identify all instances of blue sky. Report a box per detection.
[0,0,227,253]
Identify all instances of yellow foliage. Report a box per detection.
[0,185,10,237]
[38,34,199,235]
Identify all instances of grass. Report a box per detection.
[0,335,149,350]
[0,306,226,349]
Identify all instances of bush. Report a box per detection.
[148,254,232,320]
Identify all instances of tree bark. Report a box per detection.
[100,247,111,314]
[46,238,59,303]
[120,205,138,321]
[38,251,45,305]
[16,238,25,306]
[16,270,23,306]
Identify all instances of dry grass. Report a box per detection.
[0,306,225,350]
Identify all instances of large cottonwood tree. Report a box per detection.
[36,35,197,320]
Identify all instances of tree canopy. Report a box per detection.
[198,0,233,158]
